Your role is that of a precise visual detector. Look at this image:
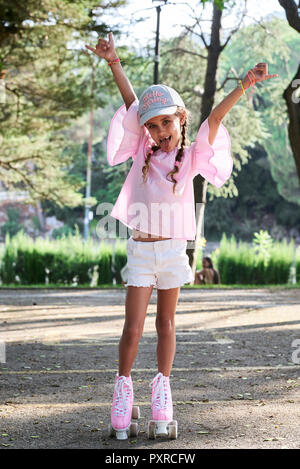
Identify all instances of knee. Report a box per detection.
[156,317,175,337]
[122,322,143,345]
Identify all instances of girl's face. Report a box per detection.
[144,113,185,153]
[202,258,210,268]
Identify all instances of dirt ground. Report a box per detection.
[0,286,300,450]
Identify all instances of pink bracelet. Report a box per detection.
[108,58,120,66]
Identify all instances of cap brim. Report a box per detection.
[139,105,178,126]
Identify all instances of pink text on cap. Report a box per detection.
[142,91,168,111]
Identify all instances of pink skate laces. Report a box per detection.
[150,372,170,410]
[112,376,132,417]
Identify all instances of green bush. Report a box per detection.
[0,207,23,238]
[0,230,116,286]
[214,233,294,285]
[0,233,17,284]
[0,230,297,286]
[52,225,75,239]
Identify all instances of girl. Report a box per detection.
[86,32,277,440]
[195,257,221,285]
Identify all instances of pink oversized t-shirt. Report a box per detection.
[107,100,233,240]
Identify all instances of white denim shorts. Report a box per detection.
[125,236,194,290]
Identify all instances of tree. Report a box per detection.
[278,0,300,183]
[199,16,300,241]
[219,17,300,206]
[200,0,229,8]
[162,0,250,280]
[0,0,126,210]
[40,45,155,236]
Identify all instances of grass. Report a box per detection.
[183,283,300,289]
[0,283,299,289]
[0,283,124,289]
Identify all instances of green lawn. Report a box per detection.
[0,283,299,289]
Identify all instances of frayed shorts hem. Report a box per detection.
[124,281,190,290]
[124,236,193,290]
[125,282,156,288]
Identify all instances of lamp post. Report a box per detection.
[152,0,169,84]
[83,59,95,241]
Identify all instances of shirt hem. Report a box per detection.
[110,213,196,241]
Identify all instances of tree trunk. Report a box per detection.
[283,63,300,183]
[278,0,300,33]
[188,2,223,282]
[278,0,300,183]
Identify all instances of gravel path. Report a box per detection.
[0,287,299,450]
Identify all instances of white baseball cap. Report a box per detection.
[138,84,185,126]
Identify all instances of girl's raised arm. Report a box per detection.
[85,32,137,110]
[208,63,278,145]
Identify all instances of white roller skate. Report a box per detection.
[148,372,178,440]
[108,374,140,440]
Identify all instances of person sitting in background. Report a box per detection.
[195,257,221,285]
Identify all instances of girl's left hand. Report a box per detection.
[242,63,278,88]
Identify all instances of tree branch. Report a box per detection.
[4,162,47,197]
[161,47,207,60]
[217,73,239,92]
[182,25,210,50]
[220,0,248,51]
[5,162,60,201]
[0,155,45,165]
[278,0,300,33]
[181,86,203,97]
[177,1,210,48]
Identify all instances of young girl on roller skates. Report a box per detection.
[86,32,277,440]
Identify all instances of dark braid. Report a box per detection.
[142,144,160,183]
[142,107,188,191]
[166,116,187,194]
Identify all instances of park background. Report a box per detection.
[0,0,300,287]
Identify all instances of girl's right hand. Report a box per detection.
[85,32,118,62]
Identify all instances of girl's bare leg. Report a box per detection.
[156,287,180,376]
[118,285,153,377]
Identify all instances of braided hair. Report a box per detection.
[142,107,188,194]
[166,115,187,194]
[142,144,160,184]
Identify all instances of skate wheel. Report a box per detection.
[116,429,128,440]
[147,420,178,440]
[155,421,169,436]
[108,423,129,440]
[132,405,140,419]
[148,421,156,440]
[168,420,178,440]
[129,422,138,437]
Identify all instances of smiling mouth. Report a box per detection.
[159,136,171,144]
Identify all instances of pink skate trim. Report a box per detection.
[150,372,173,421]
[111,375,133,431]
